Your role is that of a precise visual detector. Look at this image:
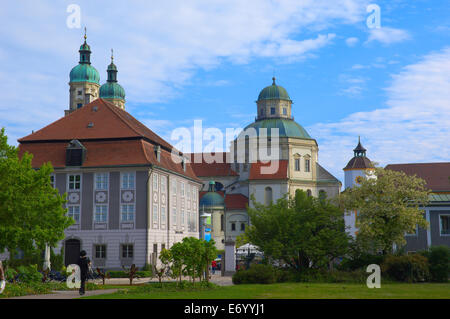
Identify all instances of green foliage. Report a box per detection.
[245,190,350,271]
[340,167,429,254]
[50,247,64,272]
[3,249,45,270]
[0,128,73,257]
[232,264,277,284]
[382,254,430,282]
[158,237,218,284]
[5,267,18,282]
[420,246,450,282]
[15,264,43,283]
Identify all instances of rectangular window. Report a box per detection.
[161,176,167,193]
[440,215,450,235]
[95,173,108,190]
[94,205,108,222]
[68,206,80,223]
[121,204,135,222]
[95,245,106,259]
[283,108,287,115]
[68,174,81,190]
[153,204,158,223]
[181,209,185,225]
[305,159,310,172]
[122,244,133,258]
[153,174,158,191]
[270,107,275,115]
[181,182,185,197]
[121,172,135,189]
[187,184,191,199]
[50,175,55,188]
[241,223,245,231]
[161,206,166,224]
[295,158,300,171]
[172,208,177,225]
[172,179,177,195]
[231,223,236,231]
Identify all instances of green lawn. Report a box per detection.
[82,282,450,299]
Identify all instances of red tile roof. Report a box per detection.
[17,99,200,181]
[187,152,239,177]
[200,191,248,210]
[249,160,288,180]
[385,162,450,192]
[19,99,174,152]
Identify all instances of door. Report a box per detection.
[65,239,81,266]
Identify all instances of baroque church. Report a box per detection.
[194,77,341,250]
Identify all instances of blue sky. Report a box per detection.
[0,0,449,182]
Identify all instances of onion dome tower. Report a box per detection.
[66,28,100,116]
[99,49,126,109]
[343,137,374,189]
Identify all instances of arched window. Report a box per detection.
[306,189,312,197]
[265,187,273,206]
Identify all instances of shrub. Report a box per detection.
[232,264,277,284]
[420,246,450,282]
[50,248,64,272]
[381,254,430,282]
[107,270,153,278]
[338,253,385,271]
[16,264,43,283]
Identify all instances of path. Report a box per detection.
[8,289,118,299]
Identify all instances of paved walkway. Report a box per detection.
[5,274,234,299]
[8,289,118,299]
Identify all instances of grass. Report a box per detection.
[81,282,450,299]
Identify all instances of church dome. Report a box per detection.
[257,77,291,101]
[100,82,125,100]
[69,64,100,84]
[200,181,224,208]
[241,118,312,139]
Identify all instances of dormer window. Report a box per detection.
[66,139,86,166]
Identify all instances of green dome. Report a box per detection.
[258,77,291,101]
[69,64,100,84]
[242,118,312,139]
[80,43,91,51]
[200,192,224,208]
[99,82,125,100]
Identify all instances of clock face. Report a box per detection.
[355,176,363,184]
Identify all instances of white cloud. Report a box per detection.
[0,0,371,144]
[366,26,411,45]
[308,47,450,183]
[345,37,359,47]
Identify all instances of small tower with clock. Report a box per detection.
[343,137,374,189]
[343,137,374,236]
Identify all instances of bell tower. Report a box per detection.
[66,28,100,116]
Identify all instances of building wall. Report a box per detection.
[429,209,450,247]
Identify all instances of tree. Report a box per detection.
[245,190,350,271]
[340,166,429,254]
[0,128,73,259]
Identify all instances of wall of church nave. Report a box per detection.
[249,182,288,206]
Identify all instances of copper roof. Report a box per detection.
[385,162,450,192]
[343,156,374,170]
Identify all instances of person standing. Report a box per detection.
[77,250,91,295]
[211,260,217,275]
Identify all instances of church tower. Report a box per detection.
[343,137,374,189]
[66,29,100,116]
[343,137,374,236]
[99,49,126,109]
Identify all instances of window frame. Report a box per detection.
[68,174,82,191]
[67,205,81,224]
[121,204,135,222]
[121,172,135,190]
[95,244,107,259]
[439,214,450,236]
[95,173,109,190]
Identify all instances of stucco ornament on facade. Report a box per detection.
[122,191,134,202]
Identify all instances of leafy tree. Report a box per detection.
[245,190,350,272]
[340,166,429,254]
[0,128,73,260]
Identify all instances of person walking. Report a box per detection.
[77,250,91,295]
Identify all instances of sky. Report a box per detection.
[0,0,449,183]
